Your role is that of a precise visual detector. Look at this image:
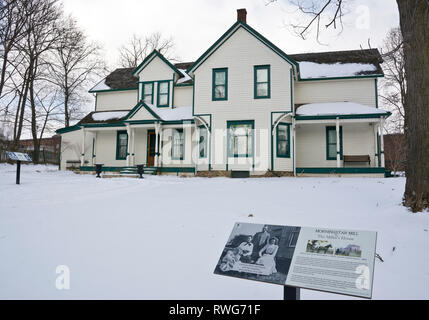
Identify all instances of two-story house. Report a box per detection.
[56,9,390,177]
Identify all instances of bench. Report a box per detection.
[343,155,371,166]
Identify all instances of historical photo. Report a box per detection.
[335,245,362,258]
[306,240,334,255]
[214,223,301,285]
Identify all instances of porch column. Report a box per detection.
[155,122,160,167]
[292,117,296,177]
[126,124,131,166]
[131,128,136,166]
[336,117,341,168]
[80,128,86,167]
[380,117,385,167]
[159,126,164,166]
[374,123,379,167]
[193,123,198,173]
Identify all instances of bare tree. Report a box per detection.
[268,0,429,212]
[47,16,106,127]
[118,32,177,68]
[14,0,62,162]
[380,28,405,133]
[0,0,28,98]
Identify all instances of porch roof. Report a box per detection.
[295,102,390,120]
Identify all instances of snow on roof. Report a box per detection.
[296,102,389,116]
[145,104,193,121]
[91,111,129,122]
[177,69,192,84]
[89,78,111,92]
[299,62,378,79]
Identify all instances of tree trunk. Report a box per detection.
[397,0,429,212]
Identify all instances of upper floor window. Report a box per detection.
[142,82,154,104]
[254,65,270,99]
[326,126,343,160]
[157,81,170,107]
[212,68,228,101]
[116,131,128,160]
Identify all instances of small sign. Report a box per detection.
[214,223,377,299]
[6,152,32,162]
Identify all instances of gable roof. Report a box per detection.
[290,49,384,79]
[132,49,182,76]
[124,101,193,122]
[187,21,299,74]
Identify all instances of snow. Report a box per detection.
[1,163,428,300]
[177,69,192,84]
[91,111,129,122]
[296,102,389,116]
[89,78,111,92]
[146,104,193,121]
[299,62,378,79]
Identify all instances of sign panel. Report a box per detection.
[214,223,377,299]
[6,152,32,162]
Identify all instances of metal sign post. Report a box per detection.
[284,286,300,300]
[6,152,32,185]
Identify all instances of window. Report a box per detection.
[277,123,290,158]
[254,65,270,99]
[326,126,343,160]
[142,82,154,104]
[212,68,228,101]
[171,129,184,160]
[199,127,208,158]
[116,131,128,160]
[227,121,254,157]
[288,227,300,247]
[157,81,170,107]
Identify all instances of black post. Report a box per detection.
[16,160,21,185]
[95,164,103,178]
[137,165,144,179]
[284,286,300,300]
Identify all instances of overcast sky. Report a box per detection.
[62,0,400,69]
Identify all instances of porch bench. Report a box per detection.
[343,155,371,166]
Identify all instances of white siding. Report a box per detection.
[160,126,195,168]
[60,129,94,170]
[193,26,293,172]
[96,90,138,111]
[174,86,193,107]
[295,78,377,107]
[296,123,377,168]
[94,131,127,167]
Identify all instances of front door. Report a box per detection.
[147,130,156,167]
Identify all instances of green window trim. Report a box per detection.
[227,120,254,158]
[157,80,170,107]
[326,126,343,161]
[212,68,228,101]
[141,81,154,104]
[198,126,208,159]
[276,123,290,158]
[254,65,271,99]
[116,130,128,160]
[171,128,185,160]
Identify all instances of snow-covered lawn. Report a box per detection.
[0,164,428,300]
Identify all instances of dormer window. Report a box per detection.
[157,81,170,107]
[254,65,270,99]
[212,68,228,101]
[142,82,154,104]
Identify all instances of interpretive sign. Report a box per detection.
[6,152,32,162]
[214,223,377,299]
[6,151,32,185]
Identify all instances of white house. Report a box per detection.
[56,9,390,177]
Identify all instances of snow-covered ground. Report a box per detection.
[0,164,428,300]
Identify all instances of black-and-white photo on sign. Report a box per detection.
[214,223,301,285]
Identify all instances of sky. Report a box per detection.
[61,0,400,69]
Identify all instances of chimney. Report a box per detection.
[237,8,247,24]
